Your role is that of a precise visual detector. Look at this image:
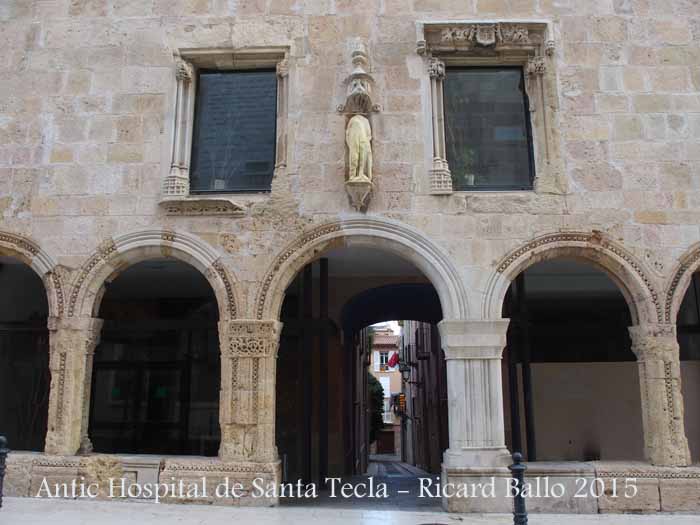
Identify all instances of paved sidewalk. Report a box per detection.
[1,497,699,525]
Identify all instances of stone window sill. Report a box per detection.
[158,194,270,217]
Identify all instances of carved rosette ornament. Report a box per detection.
[218,320,282,462]
[629,324,691,467]
[338,41,378,211]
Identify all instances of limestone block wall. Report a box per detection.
[0,0,699,500]
[0,0,696,319]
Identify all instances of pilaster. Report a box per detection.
[629,324,691,467]
[44,317,103,456]
[438,319,511,468]
[217,319,282,463]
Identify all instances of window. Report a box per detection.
[379,351,389,366]
[418,22,564,195]
[383,399,393,423]
[190,70,278,193]
[161,49,289,214]
[444,67,534,191]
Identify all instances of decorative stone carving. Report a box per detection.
[527,56,546,76]
[545,40,556,57]
[489,231,661,324]
[665,244,700,322]
[69,230,238,322]
[275,57,289,78]
[428,22,540,54]
[160,457,281,506]
[159,198,246,217]
[629,324,691,467]
[0,230,65,317]
[222,320,281,357]
[428,57,445,79]
[175,57,193,82]
[338,42,378,211]
[256,223,342,319]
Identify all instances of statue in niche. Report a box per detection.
[338,41,378,211]
[346,114,372,183]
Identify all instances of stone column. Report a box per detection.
[438,319,511,468]
[44,317,103,456]
[629,324,691,467]
[218,320,282,463]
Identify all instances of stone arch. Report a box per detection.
[483,231,660,324]
[69,229,239,321]
[0,230,64,318]
[664,242,700,324]
[255,217,469,321]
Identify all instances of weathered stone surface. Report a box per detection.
[1,0,699,515]
[660,478,700,511]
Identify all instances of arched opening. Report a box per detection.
[275,246,447,508]
[0,256,50,451]
[502,258,643,462]
[675,271,700,462]
[88,258,220,455]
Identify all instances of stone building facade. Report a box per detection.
[1,0,700,514]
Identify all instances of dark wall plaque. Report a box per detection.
[445,67,534,191]
[190,70,277,193]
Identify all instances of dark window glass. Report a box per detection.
[444,67,534,190]
[190,70,277,193]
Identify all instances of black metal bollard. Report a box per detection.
[508,452,528,525]
[0,435,8,509]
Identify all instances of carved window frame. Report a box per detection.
[160,48,290,216]
[417,22,564,195]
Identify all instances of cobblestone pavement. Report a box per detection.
[1,497,699,525]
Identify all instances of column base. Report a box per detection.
[443,446,512,468]
[441,464,512,513]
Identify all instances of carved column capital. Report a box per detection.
[219,319,282,358]
[175,57,193,82]
[526,56,546,76]
[276,58,289,78]
[428,56,445,79]
[628,323,678,360]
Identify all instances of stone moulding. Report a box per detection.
[664,243,700,323]
[345,179,373,211]
[0,230,65,317]
[159,197,247,217]
[483,231,661,324]
[68,229,238,320]
[416,20,566,196]
[254,217,469,321]
[417,22,547,56]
